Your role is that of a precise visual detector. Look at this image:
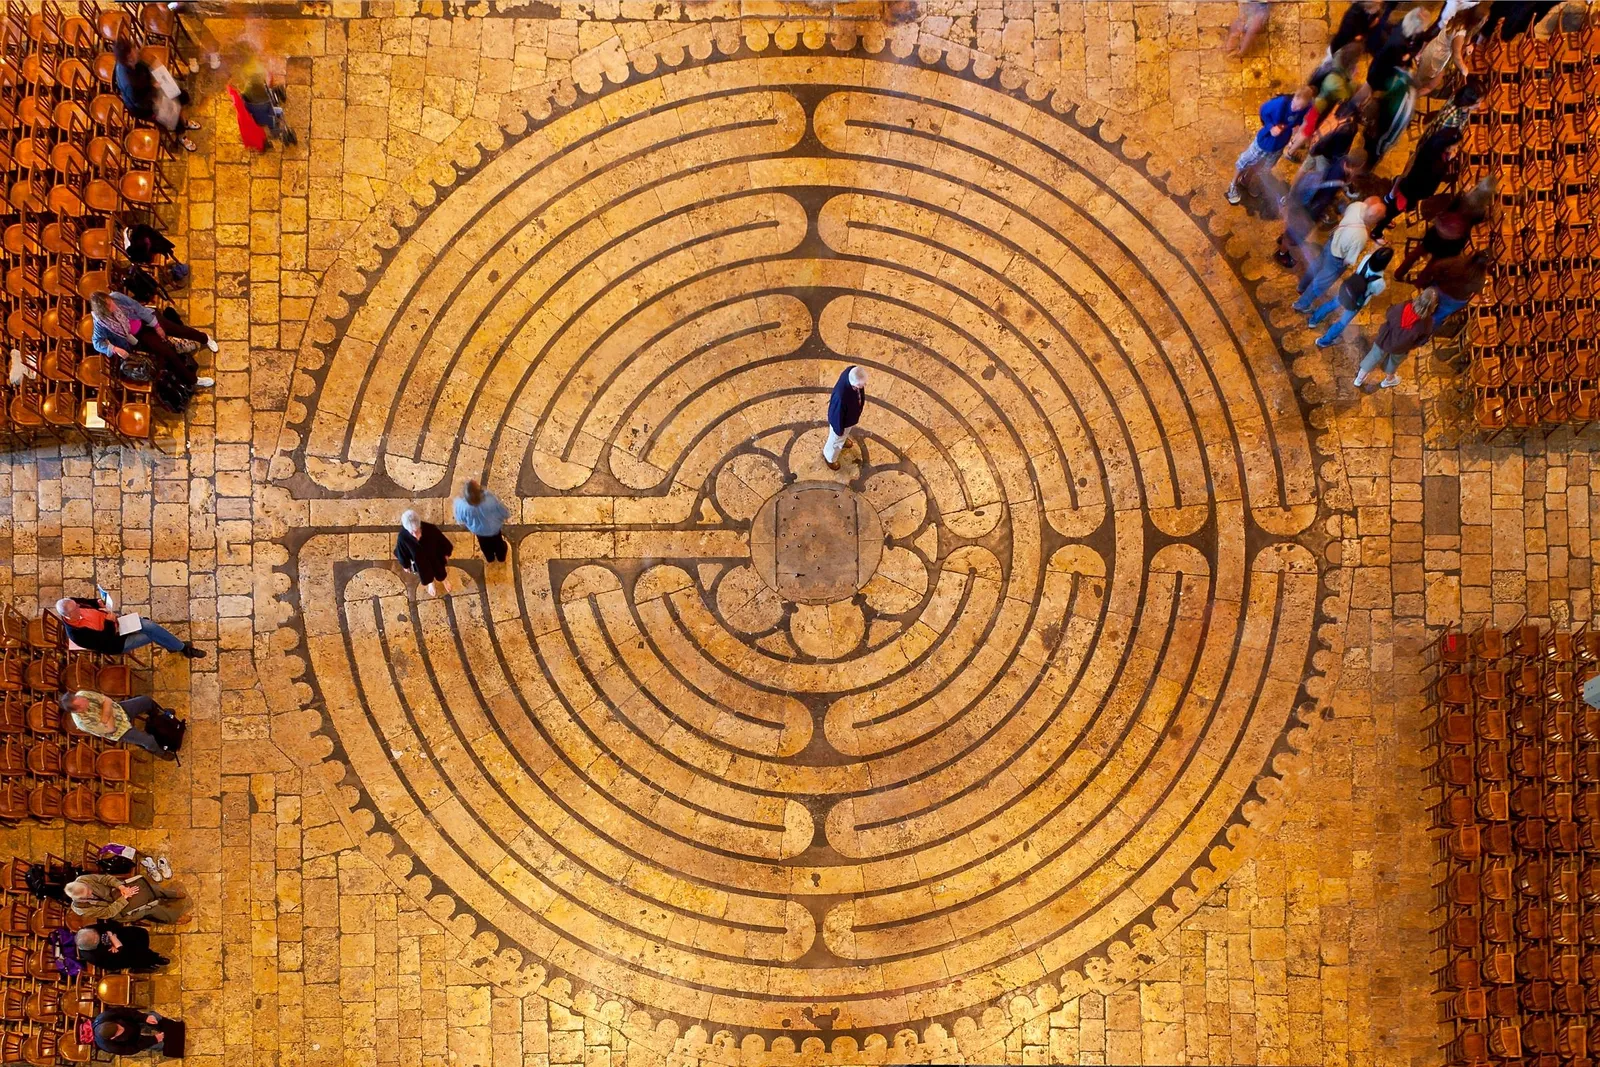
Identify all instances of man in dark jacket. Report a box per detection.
[823,365,868,471]
[1355,286,1439,389]
[1416,250,1490,321]
[93,1007,183,1057]
[1227,86,1314,205]
[76,921,170,972]
[54,596,205,658]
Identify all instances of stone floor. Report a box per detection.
[3,1,1578,1064]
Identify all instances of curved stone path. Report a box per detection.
[273,50,1333,1040]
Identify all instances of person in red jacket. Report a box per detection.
[1354,287,1439,389]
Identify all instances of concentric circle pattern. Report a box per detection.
[281,53,1326,1037]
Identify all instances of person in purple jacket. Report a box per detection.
[1227,85,1314,205]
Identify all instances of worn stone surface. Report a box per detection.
[0,3,1540,1065]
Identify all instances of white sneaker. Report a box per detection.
[1225,183,1242,205]
[195,377,215,388]
[206,336,218,352]
[1353,372,1367,387]
[1380,375,1401,389]
[156,856,173,880]
[141,856,163,882]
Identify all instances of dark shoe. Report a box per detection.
[1273,250,1294,268]
[180,644,206,659]
[826,461,841,471]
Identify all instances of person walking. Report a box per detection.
[1355,287,1440,389]
[395,510,453,597]
[1374,126,1462,239]
[55,596,205,659]
[1294,197,1385,312]
[1227,86,1314,205]
[1397,178,1492,280]
[453,480,510,564]
[59,691,179,759]
[1289,43,1363,154]
[75,921,170,972]
[1416,249,1491,321]
[1308,246,1393,347]
[823,366,867,471]
[64,873,192,925]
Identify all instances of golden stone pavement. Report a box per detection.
[0,2,1573,1065]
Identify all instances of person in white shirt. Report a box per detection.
[1293,197,1385,314]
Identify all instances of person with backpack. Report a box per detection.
[1294,196,1386,312]
[1306,246,1394,347]
[59,691,180,759]
[1227,85,1314,205]
[1355,287,1440,389]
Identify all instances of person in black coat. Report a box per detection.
[395,510,454,597]
[93,1007,182,1057]
[823,365,867,471]
[76,921,170,972]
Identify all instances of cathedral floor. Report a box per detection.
[0,4,1571,1065]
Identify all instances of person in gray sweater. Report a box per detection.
[453,480,510,563]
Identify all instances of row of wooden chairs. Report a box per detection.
[1434,621,1600,1066]
[0,0,185,448]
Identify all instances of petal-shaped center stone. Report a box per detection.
[751,481,884,604]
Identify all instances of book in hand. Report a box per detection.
[116,614,143,637]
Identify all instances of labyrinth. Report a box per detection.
[275,50,1328,1039]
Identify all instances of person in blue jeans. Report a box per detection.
[1415,249,1490,322]
[54,597,205,659]
[59,691,176,759]
[1226,85,1314,205]
[1308,246,1393,347]
[1294,197,1386,312]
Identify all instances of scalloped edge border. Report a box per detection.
[255,24,1354,1066]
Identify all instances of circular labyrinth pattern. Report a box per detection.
[281,52,1327,1038]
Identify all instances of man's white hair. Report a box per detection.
[55,598,76,618]
[63,880,90,900]
[400,509,421,534]
[848,366,867,387]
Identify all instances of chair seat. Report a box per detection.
[64,743,96,779]
[124,127,162,163]
[95,791,131,825]
[96,664,133,697]
[45,184,84,216]
[40,222,76,255]
[62,787,97,824]
[84,180,119,213]
[76,355,108,389]
[119,171,155,204]
[41,392,78,427]
[79,225,112,261]
[97,749,131,783]
[7,309,40,341]
[92,53,116,86]
[116,403,151,439]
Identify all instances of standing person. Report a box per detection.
[1355,286,1439,388]
[113,38,200,152]
[1421,83,1484,142]
[1290,43,1364,154]
[75,921,170,972]
[1274,148,1364,269]
[1362,51,1418,169]
[1374,127,1462,238]
[1225,1,1271,57]
[1416,249,1491,321]
[1476,0,1560,41]
[64,873,192,924]
[823,366,867,472]
[1327,1,1393,59]
[1307,246,1393,347]
[1227,86,1315,205]
[453,480,510,564]
[1415,2,1487,93]
[395,510,453,597]
[59,691,179,759]
[1294,197,1385,312]
[1395,183,1486,281]
[92,1008,183,1058]
[54,596,205,659]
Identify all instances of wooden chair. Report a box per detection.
[63,785,98,824]
[64,741,97,779]
[96,790,131,825]
[97,747,131,784]
[96,972,150,1007]
[27,782,64,820]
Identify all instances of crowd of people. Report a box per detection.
[1226,0,1570,390]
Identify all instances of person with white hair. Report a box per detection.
[75,920,170,972]
[823,365,868,471]
[394,509,454,597]
[64,872,191,924]
[54,595,205,659]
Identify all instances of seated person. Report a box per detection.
[75,921,170,972]
[88,290,215,414]
[54,595,205,659]
[113,38,200,151]
[93,1007,184,1058]
[59,690,179,759]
